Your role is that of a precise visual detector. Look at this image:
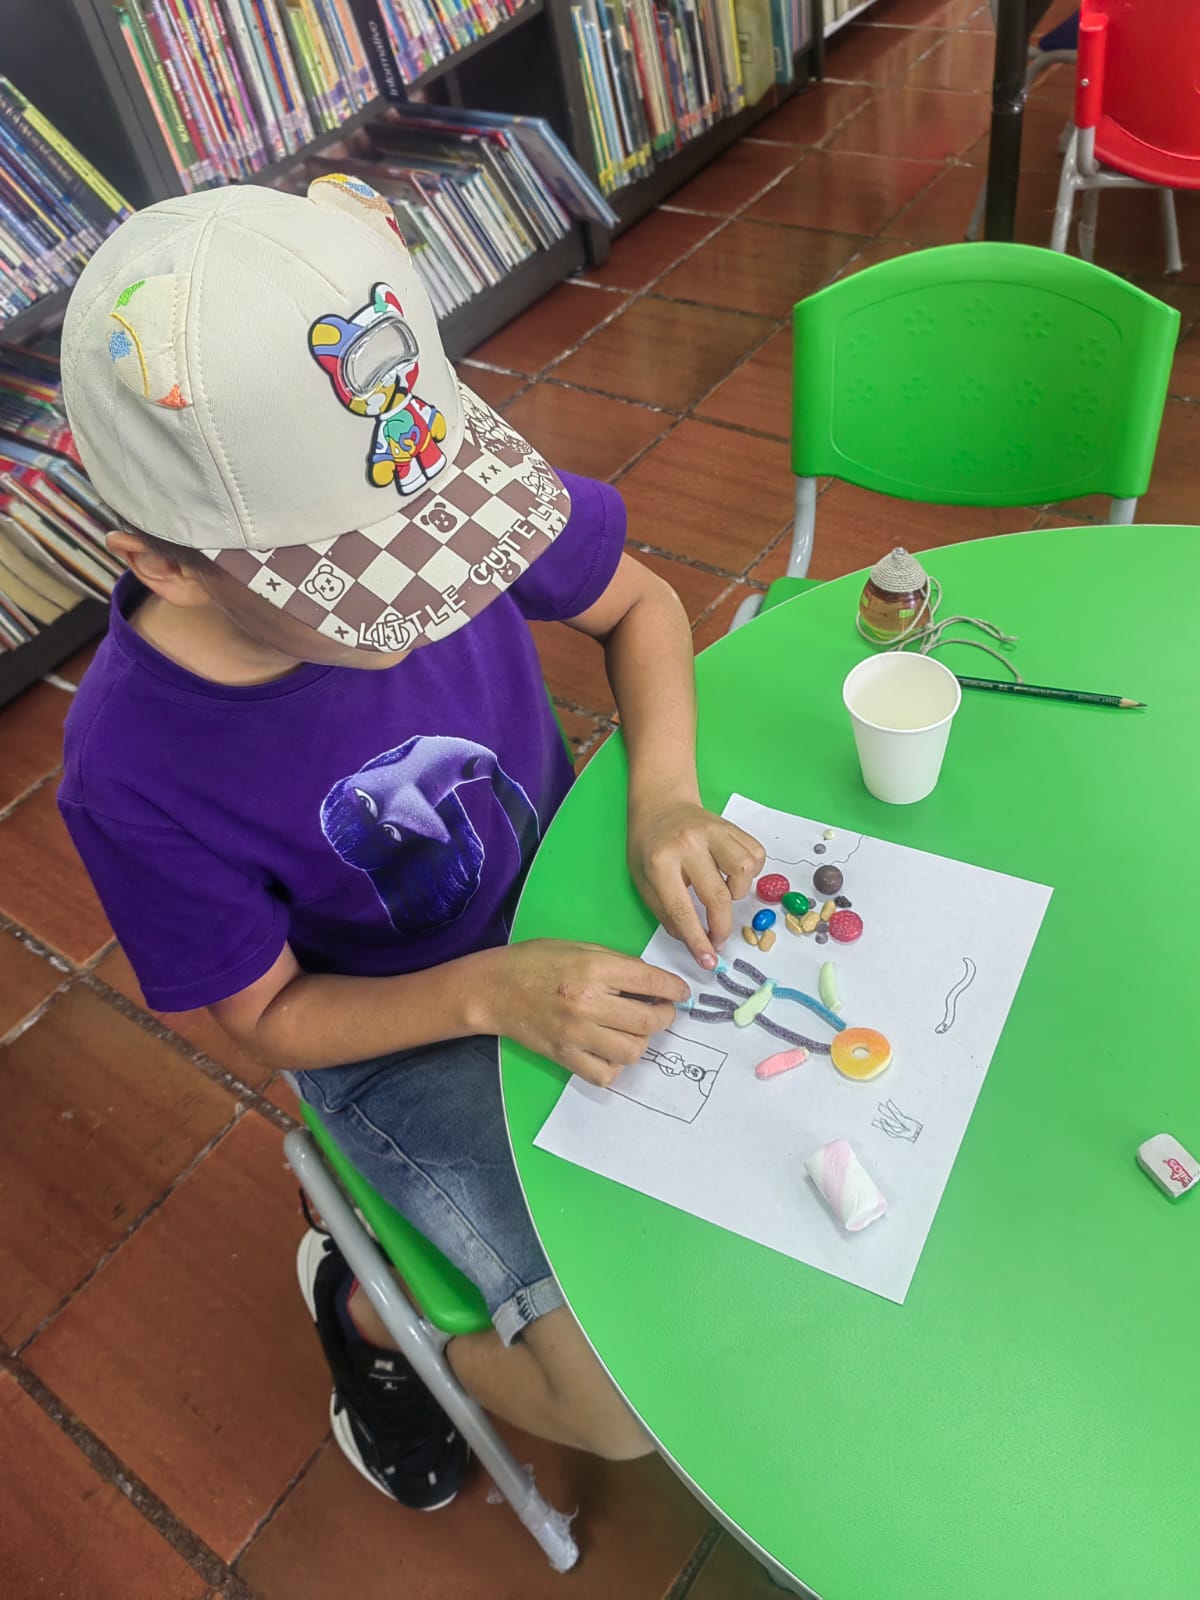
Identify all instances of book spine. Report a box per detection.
[146,0,215,183]
[260,0,318,138]
[0,78,131,225]
[343,0,406,96]
[158,0,229,181]
[209,0,271,166]
[124,0,198,185]
[246,0,300,148]
[181,0,251,173]
[223,0,287,159]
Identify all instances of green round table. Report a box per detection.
[501,525,1200,1599]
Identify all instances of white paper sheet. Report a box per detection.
[535,795,1052,1304]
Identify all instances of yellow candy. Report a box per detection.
[785,913,804,936]
[759,928,776,953]
[820,900,836,922]
[742,925,759,946]
[800,910,820,934]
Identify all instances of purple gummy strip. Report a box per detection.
[715,969,755,999]
[754,1013,831,1053]
[733,957,767,986]
[687,1007,732,1024]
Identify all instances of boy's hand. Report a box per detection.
[479,940,688,1087]
[627,800,766,970]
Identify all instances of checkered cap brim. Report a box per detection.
[208,385,570,652]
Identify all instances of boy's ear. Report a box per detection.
[106,530,210,606]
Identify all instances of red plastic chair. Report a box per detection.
[1050,0,1200,272]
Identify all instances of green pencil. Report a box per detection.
[956,676,1145,709]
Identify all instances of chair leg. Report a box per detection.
[1078,188,1100,263]
[284,1131,581,1573]
[729,592,764,632]
[965,179,986,243]
[1050,134,1080,253]
[1159,187,1183,275]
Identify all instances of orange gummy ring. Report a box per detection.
[831,1027,893,1082]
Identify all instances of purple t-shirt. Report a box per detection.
[59,471,625,1013]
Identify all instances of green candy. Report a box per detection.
[781,892,811,917]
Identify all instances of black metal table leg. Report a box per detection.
[984,0,1056,241]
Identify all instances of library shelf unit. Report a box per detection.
[0,0,598,703]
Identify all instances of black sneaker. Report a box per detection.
[296,1229,469,1510]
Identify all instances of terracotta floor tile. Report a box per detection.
[866,0,982,24]
[880,163,1061,245]
[695,328,792,438]
[554,704,606,755]
[750,483,1044,585]
[0,1373,206,1600]
[93,946,272,1089]
[753,82,875,146]
[618,420,794,573]
[823,22,947,85]
[668,140,800,216]
[238,1431,712,1600]
[745,148,941,235]
[551,298,773,411]
[578,209,723,290]
[0,783,111,964]
[456,363,527,408]
[655,220,865,316]
[0,985,235,1350]
[1075,188,1200,285]
[0,926,62,1040]
[961,95,1072,173]
[502,385,668,481]
[1170,330,1200,401]
[0,680,70,811]
[826,87,990,163]
[530,619,615,716]
[260,1071,300,1117]
[957,2,993,28]
[687,1530,784,1597]
[692,583,762,650]
[470,284,628,375]
[574,723,614,773]
[904,26,996,90]
[832,238,919,278]
[25,1112,326,1561]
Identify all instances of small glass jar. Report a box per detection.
[858,547,931,644]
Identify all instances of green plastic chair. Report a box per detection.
[730,242,1179,629]
[283,695,581,1570]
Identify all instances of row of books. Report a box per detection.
[285,105,613,318]
[113,0,377,188]
[0,80,132,324]
[348,0,536,98]
[0,340,121,653]
[571,0,809,193]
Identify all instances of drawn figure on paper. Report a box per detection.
[936,957,977,1034]
[608,1032,727,1124]
[309,282,447,495]
[872,1099,924,1142]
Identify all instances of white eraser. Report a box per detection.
[1136,1133,1199,1199]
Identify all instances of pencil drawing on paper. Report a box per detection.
[936,957,977,1034]
[872,1099,924,1142]
[608,1032,727,1124]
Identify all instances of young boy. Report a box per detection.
[58,176,764,1506]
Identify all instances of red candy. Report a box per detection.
[828,910,864,943]
[755,873,790,904]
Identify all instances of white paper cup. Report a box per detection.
[842,653,961,805]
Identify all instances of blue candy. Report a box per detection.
[751,908,776,933]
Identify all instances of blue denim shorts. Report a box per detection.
[292,1035,564,1346]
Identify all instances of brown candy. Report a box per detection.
[813,864,844,897]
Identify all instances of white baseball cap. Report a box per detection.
[61,175,570,653]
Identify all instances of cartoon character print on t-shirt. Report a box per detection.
[320,736,540,938]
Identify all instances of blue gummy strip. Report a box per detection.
[773,986,847,1033]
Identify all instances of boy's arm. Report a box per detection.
[565,554,765,970]
[211,935,687,1086]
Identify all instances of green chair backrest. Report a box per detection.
[792,243,1179,506]
[297,1100,492,1337]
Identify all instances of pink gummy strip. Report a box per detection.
[755,1047,809,1079]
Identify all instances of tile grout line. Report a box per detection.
[663,1524,724,1599]
[1,1354,241,1593]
